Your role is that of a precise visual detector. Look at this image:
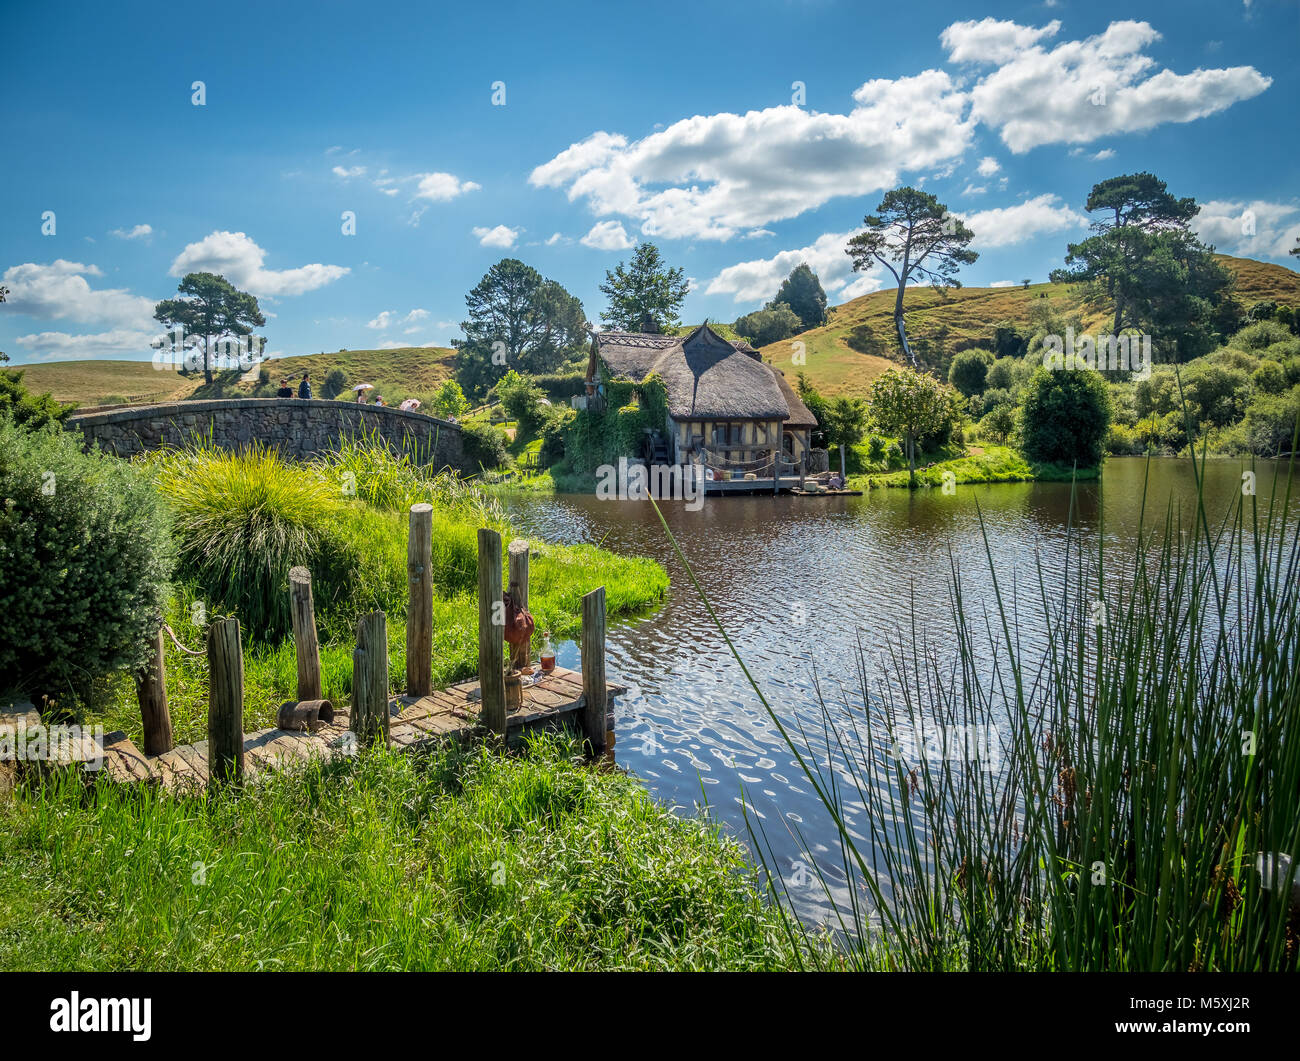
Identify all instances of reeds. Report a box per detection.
[655,445,1300,971]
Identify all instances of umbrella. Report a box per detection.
[351,383,374,392]
[399,398,420,411]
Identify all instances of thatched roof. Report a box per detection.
[596,324,802,423]
[770,368,819,429]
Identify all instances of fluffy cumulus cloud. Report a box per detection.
[580,220,634,251]
[472,224,521,248]
[3,259,159,358]
[1192,199,1300,260]
[415,172,481,201]
[955,194,1088,248]
[531,70,976,242]
[169,231,349,297]
[704,229,882,304]
[945,18,1271,153]
[530,19,1269,242]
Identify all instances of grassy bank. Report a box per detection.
[86,439,666,747]
[0,734,795,971]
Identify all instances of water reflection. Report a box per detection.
[506,457,1290,926]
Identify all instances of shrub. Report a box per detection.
[1230,320,1293,352]
[150,443,351,642]
[430,379,471,420]
[1019,364,1112,467]
[1253,360,1287,395]
[0,368,72,430]
[1239,385,1300,456]
[539,408,576,466]
[322,368,348,399]
[948,348,992,398]
[0,421,174,705]
[495,370,548,434]
[459,417,509,471]
[733,303,801,347]
[980,404,1016,445]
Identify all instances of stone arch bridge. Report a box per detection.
[66,398,465,471]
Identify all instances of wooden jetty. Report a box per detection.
[3,513,624,793]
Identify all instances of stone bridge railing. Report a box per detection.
[66,398,464,471]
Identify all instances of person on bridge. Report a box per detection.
[275,378,292,398]
[298,374,312,399]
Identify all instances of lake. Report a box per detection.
[505,457,1294,924]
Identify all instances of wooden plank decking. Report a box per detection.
[3,667,626,793]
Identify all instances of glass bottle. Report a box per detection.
[539,631,556,673]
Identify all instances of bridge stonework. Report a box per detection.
[66,398,464,471]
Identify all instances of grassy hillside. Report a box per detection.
[18,346,457,409]
[758,254,1300,400]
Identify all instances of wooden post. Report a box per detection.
[581,586,607,754]
[477,528,507,736]
[406,503,434,696]
[206,617,245,786]
[289,566,322,702]
[507,538,530,671]
[136,624,173,756]
[352,611,390,748]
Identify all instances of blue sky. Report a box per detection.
[2,0,1297,365]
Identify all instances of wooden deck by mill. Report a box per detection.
[84,666,628,791]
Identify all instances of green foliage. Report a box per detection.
[1238,384,1300,455]
[530,372,587,401]
[948,348,992,398]
[0,420,174,705]
[599,243,690,332]
[980,403,1016,444]
[0,734,790,970]
[868,367,962,483]
[494,370,548,434]
[453,259,587,399]
[153,272,266,384]
[1231,319,1293,352]
[0,367,73,430]
[1050,173,1232,363]
[149,443,354,642]
[1019,363,1112,467]
[1181,361,1250,428]
[796,372,829,449]
[562,373,666,473]
[430,379,471,420]
[733,302,801,347]
[458,417,510,471]
[823,395,869,476]
[538,407,576,466]
[321,368,348,399]
[769,263,828,330]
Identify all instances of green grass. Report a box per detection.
[848,444,1038,490]
[0,734,796,971]
[90,439,667,747]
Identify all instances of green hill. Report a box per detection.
[757,254,1300,400]
[19,346,457,410]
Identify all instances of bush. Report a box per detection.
[733,303,801,347]
[531,373,587,402]
[0,421,174,705]
[948,348,992,398]
[1239,385,1300,456]
[459,417,509,471]
[322,368,348,399]
[1230,320,1293,352]
[539,408,576,466]
[430,379,471,420]
[980,404,1016,445]
[1019,364,1112,467]
[1253,360,1287,395]
[150,443,353,642]
[494,370,548,434]
[0,368,72,430]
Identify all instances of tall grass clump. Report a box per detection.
[656,448,1300,971]
[149,441,349,640]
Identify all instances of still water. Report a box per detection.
[505,457,1292,924]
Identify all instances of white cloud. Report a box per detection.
[1091,148,1116,160]
[332,165,367,179]
[1192,199,1300,260]
[962,183,987,196]
[168,231,349,297]
[367,308,430,330]
[976,156,1001,176]
[544,232,567,246]
[941,17,1063,64]
[955,194,1088,248]
[472,224,521,248]
[950,19,1271,153]
[989,280,1016,287]
[705,229,883,304]
[414,172,481,201]
[110,223,153,241]
[580,221,635,251]
[531,70,976,241]
[13,328,160,360]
